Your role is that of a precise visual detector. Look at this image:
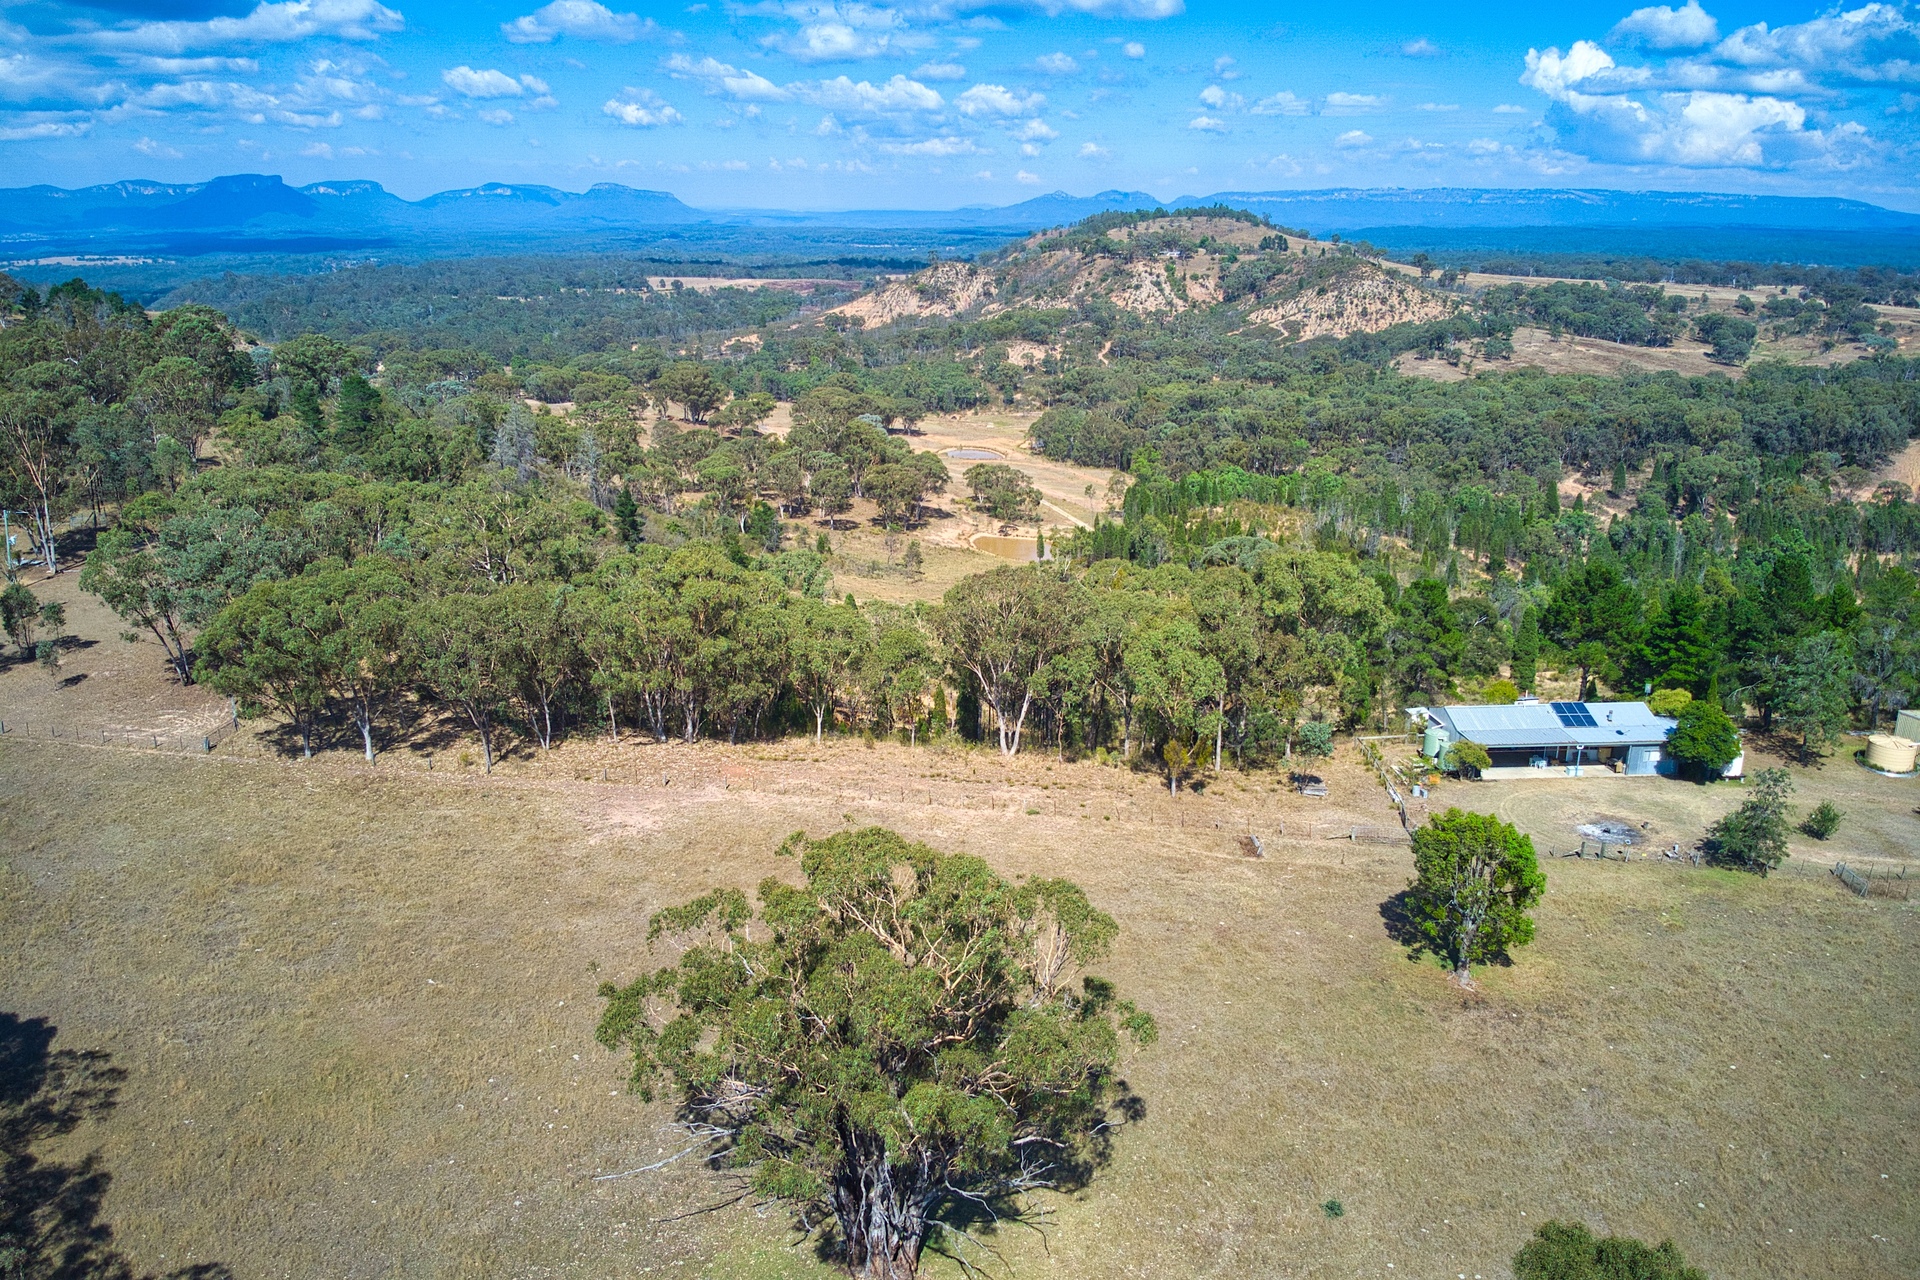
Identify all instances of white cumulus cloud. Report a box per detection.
[1188,113,1226,132]
[1036,52,1079,74]
[502,1,661,44]
[1325,91,1386,113]
[1250,90,1310,115]
[442,66,547,99]
[956,83,1044,117]
[1521,38,1868,167]
[805,73,944,112]
[0,118,92,141]
[1611,0,1719,49]
[665,54,789,101]
[666,56,942,113]
[915,61,966,80]
[85,0,404,54]
[1518,4,1914,172]
[881,135,980,155]
[1334,129,1372,147]
[603,87,682,125]
[1199,84,1245,111]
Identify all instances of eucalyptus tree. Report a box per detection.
[1123,612,1224,794]
[597,828,1155,1280]
[79,528,194,682]
[1188,565,1262,770]
[193,558,407,759]
[0,365,76,574]
[788,596,872,741]
[410,589,512,770]
[933,565,1083,756]
[495,582,586,750]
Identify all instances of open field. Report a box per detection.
[3,715,1916,1279]
[1395,321,1920,385]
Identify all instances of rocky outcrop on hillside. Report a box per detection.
[835,261,996,325]
[829,213,1455,341]
[1246,262,1458,340]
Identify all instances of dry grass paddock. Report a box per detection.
[2,721,1916,1280]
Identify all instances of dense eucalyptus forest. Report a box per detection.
[2,211,1916,783]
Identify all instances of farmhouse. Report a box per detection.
[1418,699,1680,777]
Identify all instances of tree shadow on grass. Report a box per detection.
[773,1080,1148,1276]
[1377,891,1518,971]
[1378,888,1428,954]
[0,1012,231,1280]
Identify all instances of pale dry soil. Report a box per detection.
[781,409,1118,605]
[1394,325,1912,384]
[2,726,1916,1280]
[906,409,1112,532]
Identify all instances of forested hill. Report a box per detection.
[165,257,857,363]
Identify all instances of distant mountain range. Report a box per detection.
[5,173,1920,267]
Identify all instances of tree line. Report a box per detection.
[5,263,1915,780]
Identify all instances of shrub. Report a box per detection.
[1667,699,1741,781]
[1514,1221,1706,1280]
[1297,720,1334,756]
[1703,768,1793,875]
[1447,740,1492,777]
[1483,678,1519,705]
[1800,799,1842,840]
[1647,687,1692,717]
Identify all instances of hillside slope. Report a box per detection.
[830,210,1460,340]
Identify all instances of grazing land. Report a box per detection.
[3,716,1915,1279]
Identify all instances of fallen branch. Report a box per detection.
[593,1125,735,1180]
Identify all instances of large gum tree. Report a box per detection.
[596,828,1155,1280]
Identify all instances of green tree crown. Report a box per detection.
[596,827,1154,1280]
[1404,809,1545,981]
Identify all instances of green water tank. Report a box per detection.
[1423,724,1450,761]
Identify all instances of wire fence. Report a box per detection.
[1832,860,1913,900]
[1356,737,1426,834]
[0,710,242,754]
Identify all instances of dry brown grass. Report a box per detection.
[0,569,231,735]
[3,725,1916,1280]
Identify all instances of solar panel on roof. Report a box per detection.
[1551,701,1598,728]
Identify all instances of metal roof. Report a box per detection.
[1429,700,1675,748]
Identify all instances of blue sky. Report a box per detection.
[2,0,1918,209]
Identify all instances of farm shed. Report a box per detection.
[1418,699,1680,777]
